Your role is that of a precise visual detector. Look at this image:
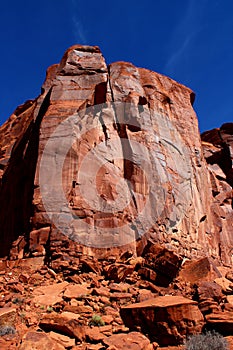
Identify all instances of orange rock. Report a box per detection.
[0,307,16,327]
[138,267,157,284]
[103,331,153,350]
[29,227,50,256]
[92,286,110,297]
[214,277,233,294]
[63,283,91,299]
[104,264,135,283]
[0,45,231,266]
[225,336,233,350]
[19,331,65,350]
[226,295,233,305]
[178,257,221,284]
[205,311,233,334]
[197,281,223,302]
[17,257,45,270]
[101,314,114,324]
[120,296,204,346]
[110,292,132,303]
[49,331,75,348]
[85,327,106,342]
[136,289,155,303]
[39,313,86,341]
[226,271,233,282]
[33,281,68,306]
[141,243,182,287]
[63,304,93,314]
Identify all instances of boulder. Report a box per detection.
[120,296,204,345]
[226,271,233,282]
[0,307,16,327]
[205,311,233,334]
[33,281,68,306]
[39,313,86,341]
[214,277,233,294]
[178,257,220,284]
[103,332,153,350]
[49,331,76,348]
[197,281,223,302]
[63,283,91,299]
[104,264,135,283]
[141,243,183,287]
[19,331,65,350]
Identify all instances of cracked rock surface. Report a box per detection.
[0,44,232,348]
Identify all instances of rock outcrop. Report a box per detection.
[201,124,233,264]
[0,44,232,266]
[0,44,232,349]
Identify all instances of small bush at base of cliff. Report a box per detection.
[89,314,105,327]
[0,325,16,336]
[185,331,229,350]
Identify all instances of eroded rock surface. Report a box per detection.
[0,44,232,349]
[0,44,232,266]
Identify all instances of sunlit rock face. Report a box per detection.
[0,45,232,264]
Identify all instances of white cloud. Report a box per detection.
[164,0,205,73]
[70,0,87,44]
[165,35,192,71]
[72,16,87,44]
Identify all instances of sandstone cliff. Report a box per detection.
[0,45,232,349]
[0,44,232,266]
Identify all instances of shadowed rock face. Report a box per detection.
[0,44,232,264]
[201,124,233,265]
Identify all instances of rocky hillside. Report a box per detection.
[0,45,232,349]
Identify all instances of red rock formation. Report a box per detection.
[201,124,233,264]
[0,44,232,268]
[120,296,204,345]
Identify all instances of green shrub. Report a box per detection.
[46,306,54,313]
[89,314,105,327]
[12,297,24,305]
[185,330,229,350]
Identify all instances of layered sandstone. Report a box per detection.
[0,44,232,268]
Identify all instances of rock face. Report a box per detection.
[201,124,233,264]
[120,296,204,345]
[0,44,232,268]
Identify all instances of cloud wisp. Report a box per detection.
[72,16,87,44]
[165,35,193,72]
[164,0,206,74]
[70,0,87,44]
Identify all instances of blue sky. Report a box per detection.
[0,0,232,132]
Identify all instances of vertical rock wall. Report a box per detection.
[0,45,232,265]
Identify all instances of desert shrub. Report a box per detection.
[12,297,24,305]
[89,314,105,327]
[0,325,16,336]
[46,306,54,313]
[185,330,229,350]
